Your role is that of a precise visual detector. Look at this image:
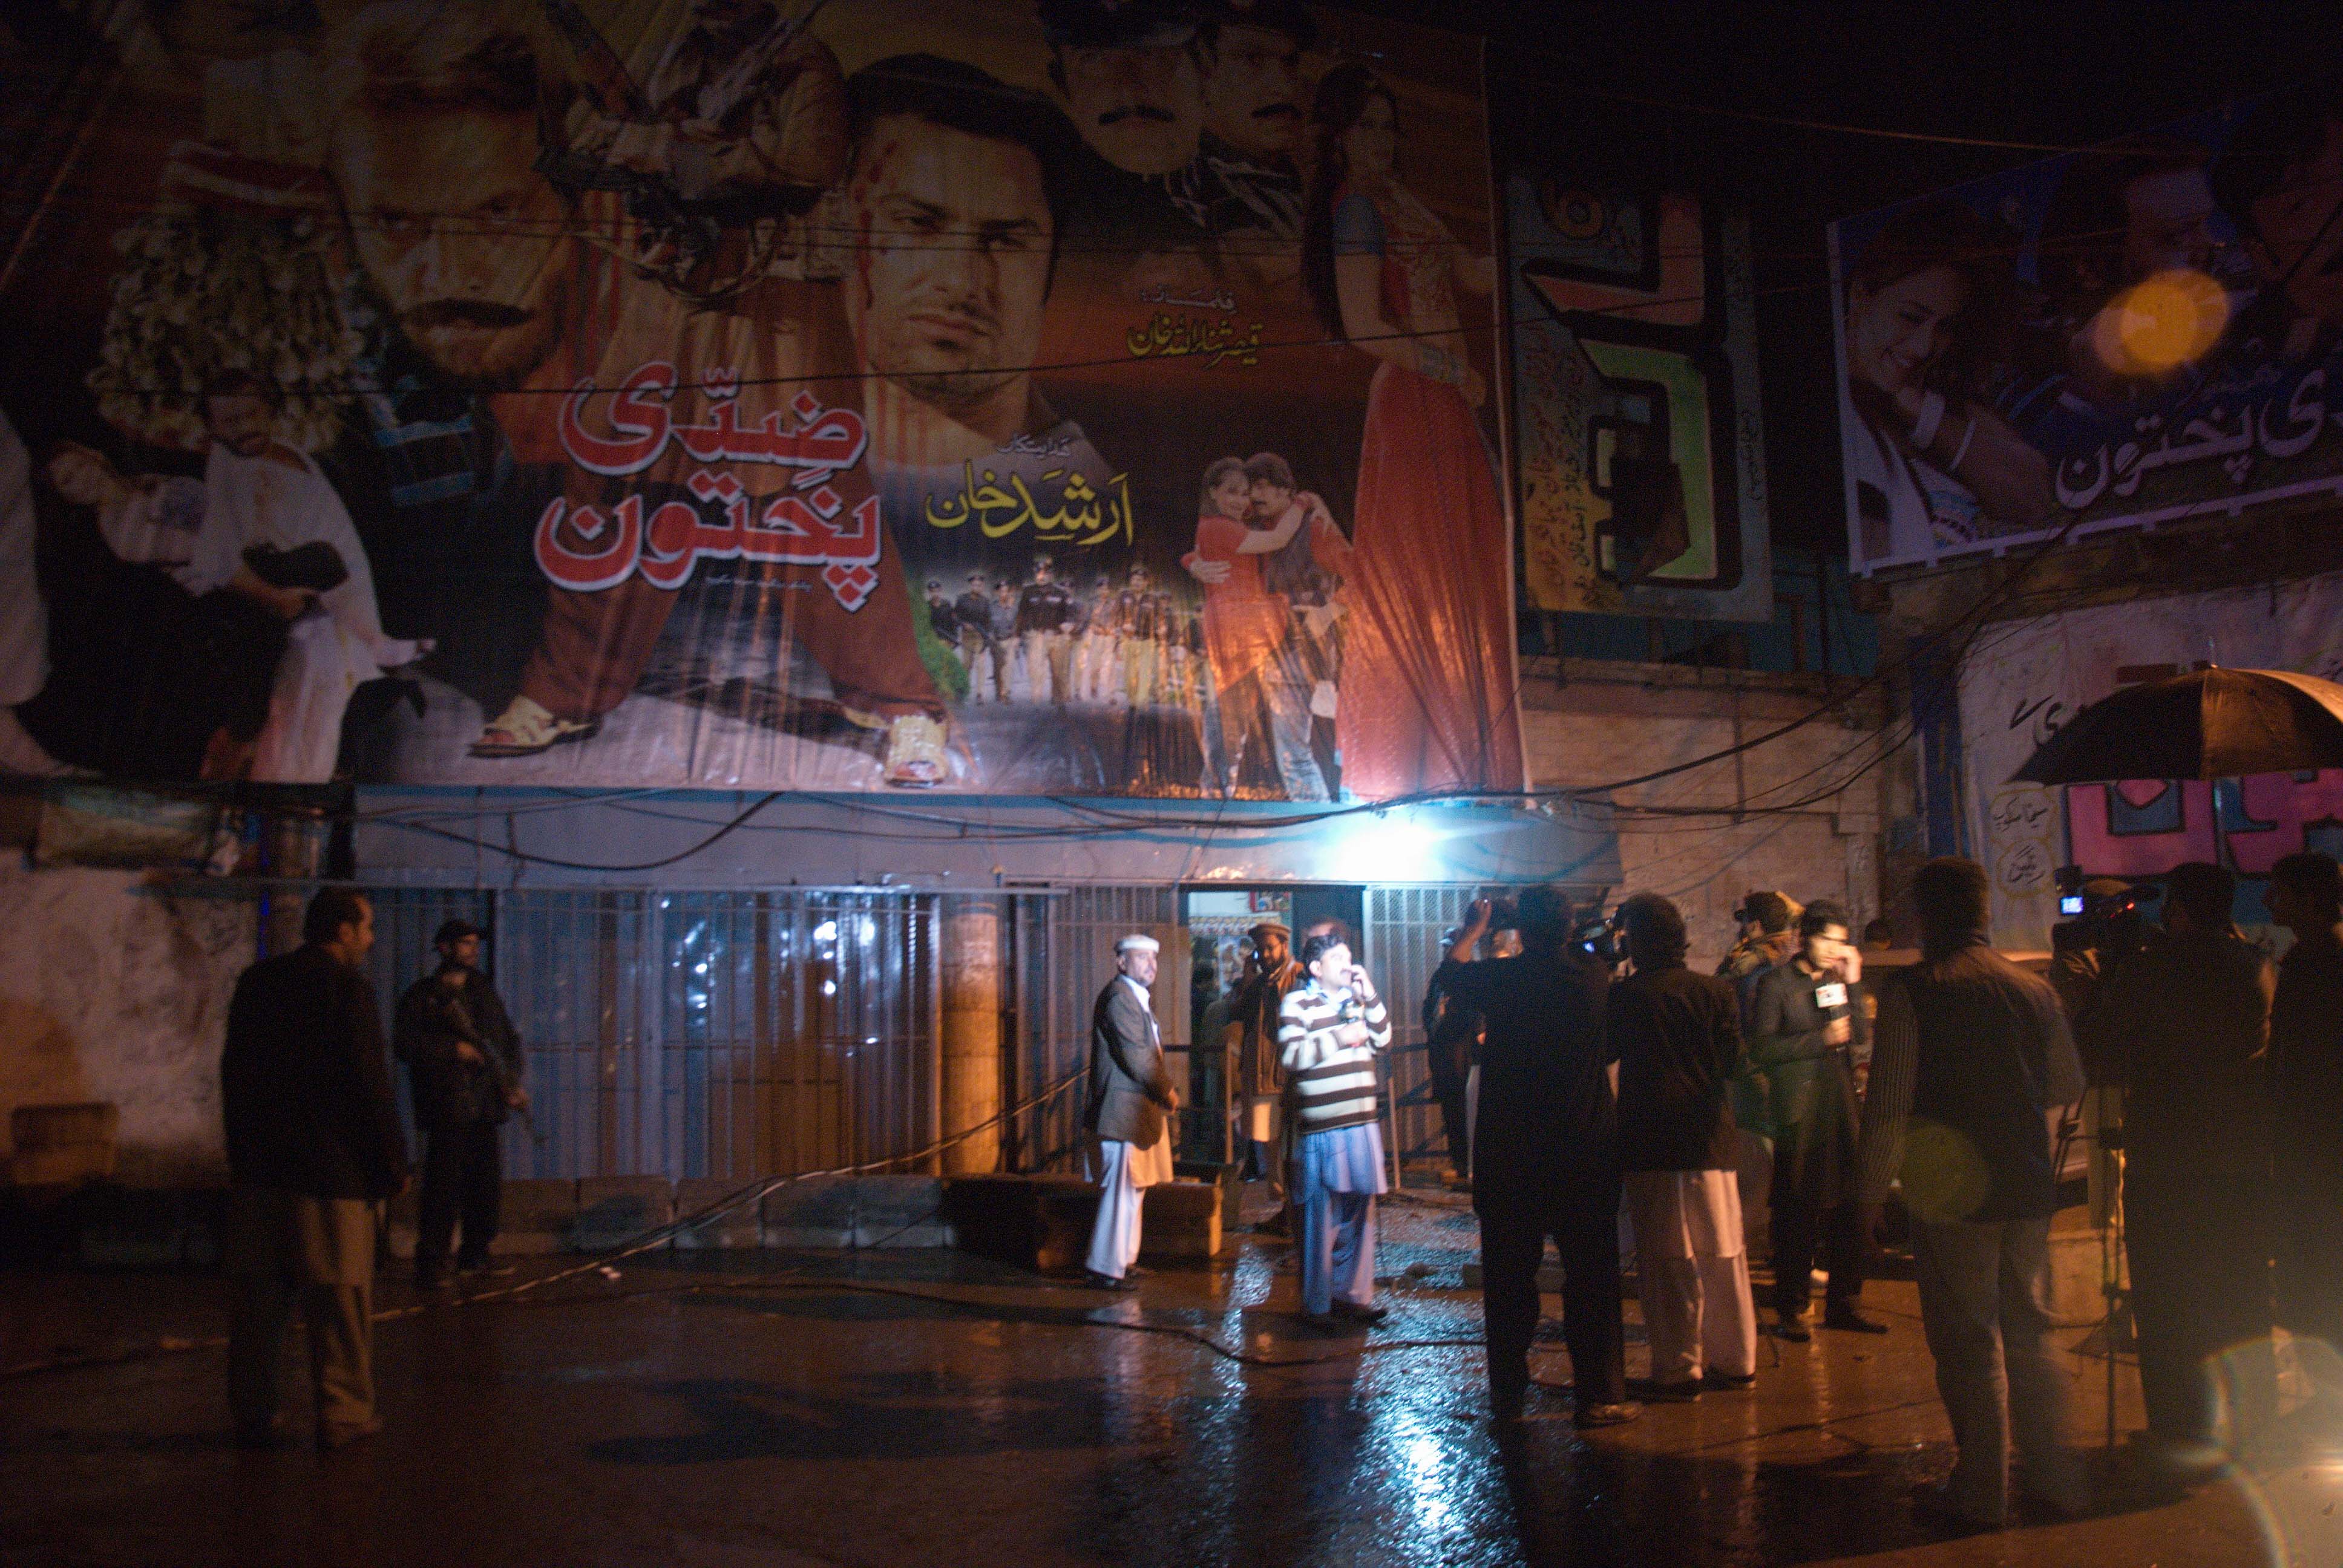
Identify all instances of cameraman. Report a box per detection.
[2048,880,2151,1071]
[1438,888,1632,1426]
[2084,862,2277,1463]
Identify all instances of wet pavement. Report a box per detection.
[3,1191,2339,1567]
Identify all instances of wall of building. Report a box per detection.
[1519,656,1890,969]
[0,864,254,1183]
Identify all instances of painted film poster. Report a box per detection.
[0,0,1522,800]
[1833,84,2343,575]
[1492,98,1771,623]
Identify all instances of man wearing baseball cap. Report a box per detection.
[392,918,528,1290]
[1084,933,1180,1287]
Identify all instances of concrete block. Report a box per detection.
[672,1178,766,1249]
[572,1177,673,1251]
[9,1146,116,1186]
[498,1179,581,1255]
[763,1175,949,1249]
[1139,1180,1220,1263]
[12,1103,119,1151]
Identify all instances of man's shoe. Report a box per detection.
[1332,1299,1389,1325]
[1573,1402,1641,1430]
[1625,1377,1701,1402]
[1702,1370,1757,1392]
[1084,1270,1137,1292]
[457,1261,516,1281]
[234,1416,296,1452]
[1490,1383,1527,1423]
[1772,1312,1811,1342]
[317,1417,384,1454]
[1821,1306,1889,1334]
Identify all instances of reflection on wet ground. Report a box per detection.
[2,1193,2336,1566]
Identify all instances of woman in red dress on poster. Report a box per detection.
[1184,457,1305,794]
[1300,63,1522,800]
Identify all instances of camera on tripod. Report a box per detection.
[2047,865,2154,963]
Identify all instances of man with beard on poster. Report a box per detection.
[355,10,945,785]
[316,0,593,722]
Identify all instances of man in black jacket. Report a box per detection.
[1437,887,1634,1428]
[2084,861,2276,1465]
[1858,858,2085,1529]
[1749,898,1884,1339]
[1610,893,1758,1399]
[2265,851,2343,1426]
[393,918,526,1290]
[220,886,408,1452]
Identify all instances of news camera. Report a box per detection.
[1574,908,1623,967]
[2047,865,2154,964]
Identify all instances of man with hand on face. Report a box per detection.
[2210,86,2343,362]
[1751,900,1885,1341]
[1084,934,1179,1290]
[1278,930,1392,1330]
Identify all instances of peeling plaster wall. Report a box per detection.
[0,866,254,1184]
[1521,659,1889,968]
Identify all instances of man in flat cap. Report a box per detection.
[1231,920,1300,1195]
[1084,933,1180,1288]
[393,918,527,1290]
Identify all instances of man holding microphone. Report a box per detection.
[1278,931,1392,1330]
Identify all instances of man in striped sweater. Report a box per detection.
[1279,932,1392,1329]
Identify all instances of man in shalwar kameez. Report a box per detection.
[1084,934,1178,1289]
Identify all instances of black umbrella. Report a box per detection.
[2011,667,2343,785]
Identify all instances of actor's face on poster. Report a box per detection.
[1202,26,1305,161]
[847,115,1055,414]
[1055,42,1203,176]
[333,107,573,388]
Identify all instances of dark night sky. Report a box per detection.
[1345,0,2341,557]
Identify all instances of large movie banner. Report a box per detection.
[0,0,1521,800]
[1492,96,1771,622]
[1956,572,2343,949]
[1833,85,2343,575]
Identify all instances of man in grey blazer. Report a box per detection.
[1085,933,1180,1289]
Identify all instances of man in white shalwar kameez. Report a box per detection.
[49,375,424,782]
[1083,934,1178,1289]
[0,408,67,774]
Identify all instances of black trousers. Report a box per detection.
[1427,1040,1472,1175]
[1475,1171,1627,1406]
[417,1120,503,1275]
[2125,1137,2276,1442]
[1769,1189,1866,1317]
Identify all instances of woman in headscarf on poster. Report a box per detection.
[1300,63,1521,802]
[1841,199,2054,564]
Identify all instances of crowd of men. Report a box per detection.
[1141,854,2343,1524]
[217,851,2343,1525]
[925,555,1207,710]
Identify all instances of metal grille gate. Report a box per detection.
[370,888,938,1183]
[1367,886,1478,1165]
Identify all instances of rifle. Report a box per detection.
[695,0,835,128]
[436,988,547,1146]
